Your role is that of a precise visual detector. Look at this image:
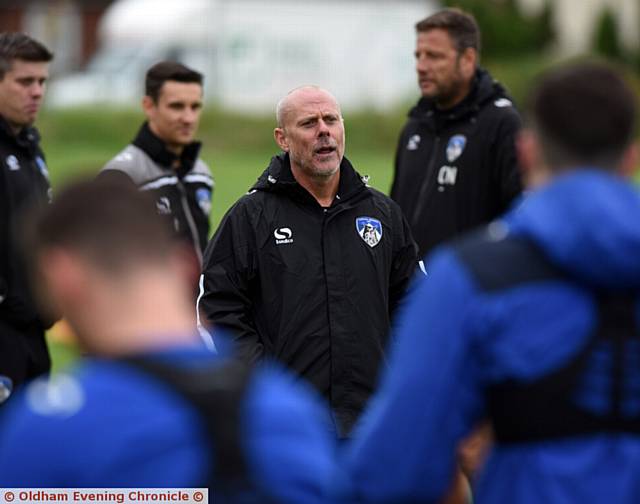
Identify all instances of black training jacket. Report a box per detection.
[0,116,50,329]
[199,153,418,435]
[390,68,522,258]
[0,116,53,387]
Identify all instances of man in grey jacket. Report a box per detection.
[101,61,213,264]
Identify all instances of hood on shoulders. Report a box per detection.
[503,170,640,289]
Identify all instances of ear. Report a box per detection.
[459,47,477,78]
[37,249,86,316]
[274,127,289,152]
[618,142,639,179]
[517,128,549,189]
[142,95,155,119]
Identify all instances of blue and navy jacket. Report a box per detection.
[340,170,640,503]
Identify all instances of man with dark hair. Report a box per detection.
[199,86,418,438]
[391,8,522,258]
[337,62,640,503]
[101,61,213,264]
[0,178,336,502]
[0,32,54,400]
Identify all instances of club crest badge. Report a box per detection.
[196,188,212,216]
[356,217,382,248]
[446,134,467,163]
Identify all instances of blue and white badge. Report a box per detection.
[356,216,382,248]
[36,156,50,180]
[196,188,212,216]
[446,134,467,163]
[0,375,13,404]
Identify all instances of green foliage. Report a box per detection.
[593,8,624,61]
[443,0,554,58]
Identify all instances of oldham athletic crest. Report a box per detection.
[356,217,382,248]
[446,134,467,163]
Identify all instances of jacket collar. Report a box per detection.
[252,152,368,206]
[0,114,41,152]
[132,122,202,176]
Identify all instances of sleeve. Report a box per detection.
[389,127,408,201]
[0,165,8,309]
[491,108,523,212]
[388,207,419,318]
[243,363,337,504]
[336,249,485,503]
[198,201,264,362]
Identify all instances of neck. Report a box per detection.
[76,269,199,356]
[291,165,340,207]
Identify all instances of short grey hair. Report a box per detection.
[275,85,342,128]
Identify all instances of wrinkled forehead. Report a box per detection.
[283,88,341,123]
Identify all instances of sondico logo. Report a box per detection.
[274,227,294,245]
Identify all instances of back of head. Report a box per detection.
[0,32,53,79]
[415,8,481,55]
[145,61,203,102]
[529,62,637,170]
[31,178,173,274]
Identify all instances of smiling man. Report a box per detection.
[390,8,522,258]
[0,32,54,400]
[101,61,214,265]
[198,86,418,437]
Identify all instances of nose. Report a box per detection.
[416,55,428,74]
[317,119,330,136]
[30,81,45,99]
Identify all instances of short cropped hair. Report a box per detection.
[529,62,637,170]
[0,32,53,79]
[415,8,481,55]
[30,178,174,273]
[145,61,203,102]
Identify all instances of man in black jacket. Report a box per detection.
[199,86,418,437]
[101,62,213,265]
[391,8,522,258]
[0,33,54,400]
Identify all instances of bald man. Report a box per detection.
[199,86,418,437]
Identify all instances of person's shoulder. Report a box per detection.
[102,144,145,173]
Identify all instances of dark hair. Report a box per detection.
[0,32,53,79]
[415,8,481,54]
[145,61,203,102]
[30,178,174,273]
[529,62,637,170]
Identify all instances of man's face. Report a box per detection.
[143,80,203,153]
[415,29,473,107]
[274,88,345,180]
[0,59,49,132]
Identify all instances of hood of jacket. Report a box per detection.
[251,152,369,205]
[408,67,513,126]
[503,170,640,289]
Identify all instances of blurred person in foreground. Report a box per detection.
[198,86,418,438]
[100,61,214,266]
[336,62,640,503]
[391,8,522,259]
[0,32,54,401]
[0,179,335,503]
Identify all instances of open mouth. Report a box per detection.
[315,145,336,155]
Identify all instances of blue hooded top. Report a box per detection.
[338,170,640,503]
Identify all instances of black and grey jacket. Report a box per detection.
[101,123,214,262]
[199,153,418,436]
[391,68,522,258]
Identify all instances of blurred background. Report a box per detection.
[2,0,639,367]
